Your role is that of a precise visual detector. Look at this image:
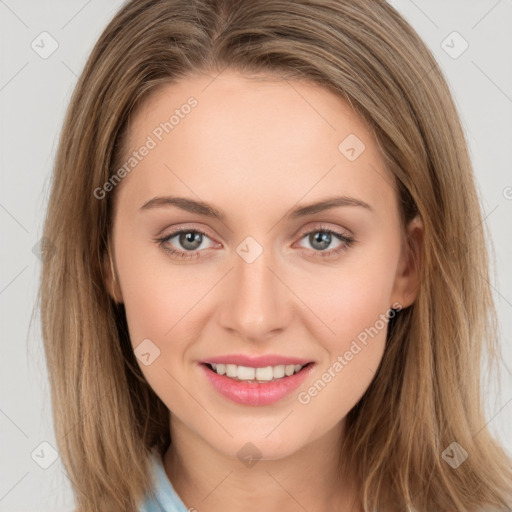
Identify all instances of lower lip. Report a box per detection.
[199,363,315,406]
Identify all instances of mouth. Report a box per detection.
[199,361,316,406]
[202,361,314,383]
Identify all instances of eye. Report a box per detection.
[155,224,355,260]
[155,228,217,260]
[296,224,355,258]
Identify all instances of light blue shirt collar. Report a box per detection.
[138,449,189,512]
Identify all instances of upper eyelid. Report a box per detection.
[159,224,214,240]
[297,223,352,238]
[162,221,352,237]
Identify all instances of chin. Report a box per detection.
[202,425,313,464]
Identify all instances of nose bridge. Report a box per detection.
[218,241,291,341]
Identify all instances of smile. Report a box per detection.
[199,361,315,406]
[207,362,305,382]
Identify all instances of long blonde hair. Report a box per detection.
[39,0,512,510]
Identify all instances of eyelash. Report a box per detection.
[154,225,355,261]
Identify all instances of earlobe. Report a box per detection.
[391,214,424,309]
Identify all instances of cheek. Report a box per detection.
[115,230,202,346]
[303,252,397,349]
[115,248,200,410]
[296,285,389,432]
[294,253,396,413]
[114,234,216,405]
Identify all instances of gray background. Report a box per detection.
[1,1,511,510]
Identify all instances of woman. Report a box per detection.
[39,0,512,510]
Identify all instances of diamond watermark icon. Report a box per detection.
[236,442,262,469]
[338,133,365,161]
[31,31,59,59]
[31,441,59,469]
[442,442,468,469]
[32,237,56,262]
[441,31,469,59]
[134,338,161,366]
[236,236,263,264]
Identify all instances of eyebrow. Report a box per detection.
[139,194,373,219]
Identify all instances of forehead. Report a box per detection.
[117,71,396,219]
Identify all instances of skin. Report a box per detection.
[106,70,423,512]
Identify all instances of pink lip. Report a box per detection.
[199,362,315,406]
[201,354,313,367]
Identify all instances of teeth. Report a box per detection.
[208,363,305,381]
[238,366,256,380]
[255,366,273,381]
[226,364,238,378]
[273,365,285,378]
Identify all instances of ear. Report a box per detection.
[102,246,124,304]
[390,214,423,309]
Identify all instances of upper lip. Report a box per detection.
[201,354,314,367]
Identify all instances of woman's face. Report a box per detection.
[108,71,421,461]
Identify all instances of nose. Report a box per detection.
[217,246,293,343]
